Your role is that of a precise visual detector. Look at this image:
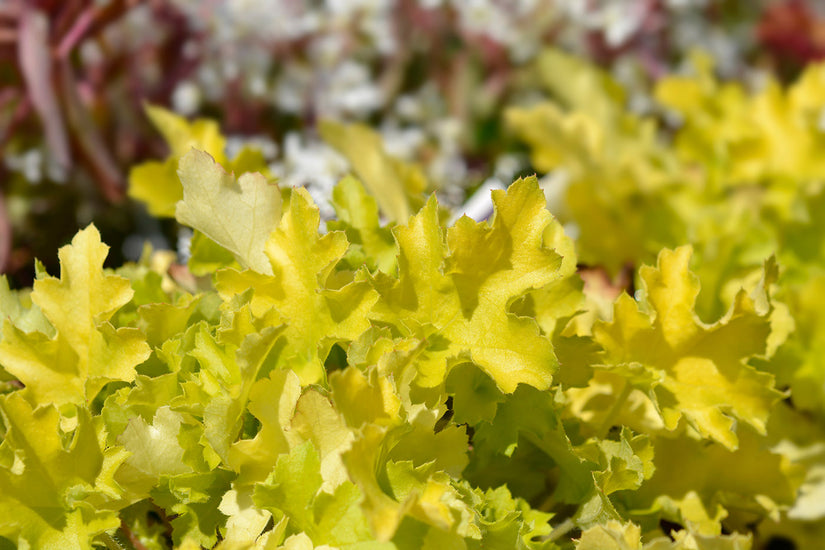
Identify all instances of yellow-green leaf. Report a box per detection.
[594,247,784,449]
[320,121,426,223]
[373,177,563,393]
[0,225,150,405]
[176,149,282,275]
[216,188,377,384]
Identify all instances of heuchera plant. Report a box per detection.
[0,110,816,548]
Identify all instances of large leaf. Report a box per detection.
[0,225,150,405]
[0,393,121,547]
[216,187,377,384]
[372,176,563,393]
[594,247,783,450]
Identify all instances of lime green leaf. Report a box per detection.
[219,488,272,546]
[374,177,562,393]
[0,392,118,547]
[129,158,185,218]
[342,425,408,542]
[188,229,242,276]
[455,483,554,550]
[329,366,402,429]
[654,52,825,187]
[130,105,271,218]
[0,225,150,405]
[203,324,285,463]
[113,246,178,316]
[535,49,626,119]
[254,441,323,537]
[151,469,235,547]
[470,385,595,504]
[116,406,194,495]
[254,441,375,547]
[217,188,377,384]
[576,428,655,496]
[145,103,227,160]
[328,175,398,274]
[0,276,52,337]
[320,121,425,223]
[506,50,686,274]
[647,529,752,550]
[228,369,302,484]
[771,271,825,416]
[629,428,801,528]
[176,149,282,275]
[32,224,132,342]
[575,520,642,550]
[388,423,468,479]
[446,178,563,318]
[383,460,476,536]
[445,363,505,426]
[290,389,355,492]
[101,372,182,446]
[576,519,753,550]
[594,247,783,449]
[129,105,228,217]
[137,294,204,350]
[118,500,177,550]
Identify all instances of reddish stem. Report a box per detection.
[57,60,125,202]
[55,5,95,59]
[0,193,10,274]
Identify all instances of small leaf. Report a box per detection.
[321,121,425,223]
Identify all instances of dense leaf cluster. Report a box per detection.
[2,54,825,547]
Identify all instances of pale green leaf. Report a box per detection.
[176,149,282,275]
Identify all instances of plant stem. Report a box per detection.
[57,59,125,202]
[98,532,127,550]
[0,193,10,274]
[547,517,577,542]
[595,380,632,439]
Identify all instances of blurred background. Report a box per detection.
[1,0,823,287]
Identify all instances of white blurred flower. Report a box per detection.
[5,149,42,183]
[225,135,279,161]
[427,118,467,190]
[665,0,708,8]
[247,74,268,97]
[172,81,202,116]
[274,64,313,114]
[380,125,426,159]
[80,41,103,66]
[270,133,349,218]
[493,153,526,182]
[176,227,193,264]
[450,0,556,60]
[318,60,385,118]
[309,34,350,68]
[561,0,647,47]
[452,0,513,44]
[395,94,424,121]
[221,0,318,41]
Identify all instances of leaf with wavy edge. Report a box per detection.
[595,247,783,449]
[372,176,563,393]
[176,149,281,276]
[0,225,150,405]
